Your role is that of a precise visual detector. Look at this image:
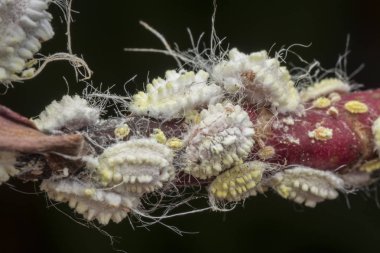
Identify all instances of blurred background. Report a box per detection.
[1,0,380,252]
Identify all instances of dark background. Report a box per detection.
[1,0,380,252]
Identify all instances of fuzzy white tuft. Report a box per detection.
[184,102,255,179]
[96,138,175,194]
[270,166,345,208]
[0,0,54,82]
[129,69,223,119]
[33,95,101,132]
[41,178,141,225]
[0,151,18,184]
[300,78,350,102]
[212,48,301,114]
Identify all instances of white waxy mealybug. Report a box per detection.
[33,95,101,132]
[129,69,223,119]
[209,161,266,204]
[270,166,344,208]
[0,0,54,82]
[373,117,380,157]
[40,178,140,225]
[300,78,350,102]
[184,103,255,179]
[96,138,175,194]
[212,48,301,114]
[0,151,18,184]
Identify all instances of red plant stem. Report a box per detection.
[248,88,380,173]
[2,89,380,183]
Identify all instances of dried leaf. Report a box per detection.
[0,105,83,156]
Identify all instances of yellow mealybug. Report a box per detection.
[209,161,266,202]
[312,97,331,109]
[344,100,368,114]
[150,128,167,144]
[114,124,131,139]
[166,137,184,150]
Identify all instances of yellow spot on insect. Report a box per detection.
[312,97,331,109]
[84,188,96,196]
[166,82,174,89]
[152,79,160,86]
[150,128,167,144]
[344,100,368,114]
[25,59,38,68]
[100,169,113,184]
[257,146,275,160]
[114,124,131,139]
[209,161,265,202]
[277,185,291,198]
[132,92,149,110]
[184,110,201,124]
[359,159,380,173]
[308,126,333,141]
[21,68,35,78]
[166,137,184,150]
[146,83,154,92]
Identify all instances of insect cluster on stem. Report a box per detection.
[1,0,380,227]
